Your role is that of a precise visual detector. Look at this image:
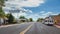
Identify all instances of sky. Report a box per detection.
[3,0,60,21]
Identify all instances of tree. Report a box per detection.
[29,18,33,22]
[19,16,26,22]
[0,0,5,7]
[8,13,14,24]
[0,0,7,18]
[5,14,10,18]
[0,0,7,7]
[6,13,17,24]
[37,18,40,22]
[37,18,44,22]
[0,2,5,18]
[19,16,26,19]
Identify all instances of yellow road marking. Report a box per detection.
[20,24,33,34]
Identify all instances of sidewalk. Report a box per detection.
[0,24,19,28]
[54,25,60,28]
[0,23,25,28]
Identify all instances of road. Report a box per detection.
[0,22,60,34]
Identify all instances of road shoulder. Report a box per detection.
[54,25,60,28]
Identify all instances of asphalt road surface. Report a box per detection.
[0,22,60,34]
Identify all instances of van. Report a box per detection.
[44,20,54,26]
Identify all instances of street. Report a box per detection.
[0,0,60,34]
[0,22,60,34]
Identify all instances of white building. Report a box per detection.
[0,18,4,25]
[0,17,8,25]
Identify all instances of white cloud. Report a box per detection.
[40,11,45,13]
[3,7,33,13]
[28,11,59,19]
[3,7,33,18]
[41,12,59,18]
[12,13,27,18]
[3,0,46,21]
[42,12,58,16]
[42,12,52,15]
[26,14,40,21]
[19,11,59,21]
[5,0,45,7]
[28,10,33,13]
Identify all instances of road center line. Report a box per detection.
[20,24,33,34]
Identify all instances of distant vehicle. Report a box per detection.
[44,20,54,26]
[43,17,54,26]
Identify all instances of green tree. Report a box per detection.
[0,0,7,7]
[0,0,7,18]
[37,18,44,22]
[8,13,14,24]
[5,14,10,18]
[19,16,26,22]
[0,0,5,17]
[6,13,17,24]
[19,16,26,19]
[0,8,5,18]
[29,18,33,22]
[0,0,5,7]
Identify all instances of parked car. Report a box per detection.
[44,20,54,26]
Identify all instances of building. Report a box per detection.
[0,18,4,25]
[0,17,8,25]
[53,15,60,25]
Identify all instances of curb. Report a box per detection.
[54,25,60,28]
[0,23,25,28]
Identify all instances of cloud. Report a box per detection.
[3,0,45,19]
[5,0,45,7]
[26,14,41,21]
[41,12,59,18]
[29,11,59,20]
[40,11,45,13]
[3,0,46,21]
[12,13,27,18]
[28,10,33,13]
[42,12,58,16]
[42,12,52,15]
[3,7,33,18]
[3,7,33,13]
